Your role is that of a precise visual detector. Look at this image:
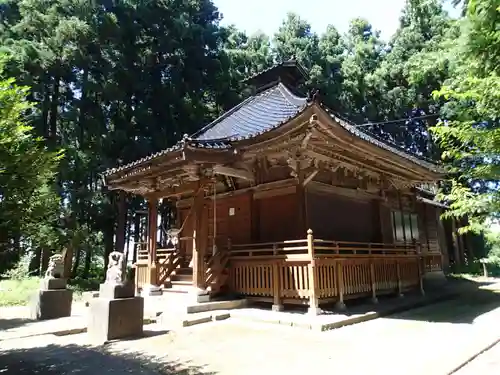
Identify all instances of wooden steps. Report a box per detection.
[164,267,193,294]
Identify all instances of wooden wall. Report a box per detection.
[256,191,299,242]
[306,190,375,242]
[177,186,302,251]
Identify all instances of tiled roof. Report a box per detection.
[103,82,442,179]
[191,82,308,141]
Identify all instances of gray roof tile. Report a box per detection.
[192,82,308,141]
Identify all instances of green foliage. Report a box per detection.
[431,0,500,232]
[0,56,62,271]
[1,253,34,280]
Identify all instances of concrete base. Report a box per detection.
[271,304,284,312]
[371,296,379,304]
[189,287,210,303]
[99,283,135,299]
[335,301,347,311]
[186,299,248,314]
[30,289,73,320]
[140,284,163,297]
[307,306,323,315]
[192,293,210,303]
[40,277,67,290]
[88,296,144,343]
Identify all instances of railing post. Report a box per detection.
[271,260,283,312]
[396,261,404,298]
[417,254,425,296]
[335,260,346,310]
[307,229,321,315]
[271,240,283,311]
[368,243,377,304]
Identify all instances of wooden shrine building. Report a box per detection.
[103,60,468,313]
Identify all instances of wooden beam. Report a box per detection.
[191,181,207,293]
[213,165,254,181]
[175,178,297,208]
[147,197,158,285]
[302,169,319,187]
[307,181,384,202]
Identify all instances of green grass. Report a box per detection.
[0,277,41,307]
[0,277,84,307]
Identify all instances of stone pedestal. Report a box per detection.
[99,283,135,299]
[29,278,73,320]
[88,283,144,344]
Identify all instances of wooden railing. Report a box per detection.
[157,248,182,286]
[205,246,230,294]
[227,230,440,311]
[423,252,443,273]
[133,243,183,290]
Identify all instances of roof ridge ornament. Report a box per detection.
[306,88,320,104]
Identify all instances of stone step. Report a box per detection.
[171,273,192,282]
[175,267,193,275]
[163,283,191,294]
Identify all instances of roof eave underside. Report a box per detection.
[313,104,444,178]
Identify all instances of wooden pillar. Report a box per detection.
[375,200,390,243]
[307,229,321,315]
[271,243,283,311]
[396,262,403,297]
[370,259,378,304]
[451,219,462,272]
[191,185,207,299]
[457,219,467,265]
[296,171,307,238]
[336,260,346,310]
[250,191,260,242]
[116,191,127,253]
[435,208,449,268]
[147,197,158,286]
[417,252,425,296]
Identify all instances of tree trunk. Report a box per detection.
[49,73,60,144]
[40,248,51,274]
[29,248,42,275]
[71,246,81,277]
[133,211,140,264]
[82,247,92,278]
[115,191,127,253]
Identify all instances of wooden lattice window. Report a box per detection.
[392,210,419,242]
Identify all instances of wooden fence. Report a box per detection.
[228,230,443,311]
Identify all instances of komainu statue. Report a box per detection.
[45,254,64,279]
[106,251,126,284]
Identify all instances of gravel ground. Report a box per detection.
[1,280,500,375]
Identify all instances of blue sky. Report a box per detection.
[213,0,459,41]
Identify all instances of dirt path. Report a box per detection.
[1,287,500,375]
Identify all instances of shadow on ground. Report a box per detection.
[0,318,33,331]
[249,277,500,325]
[0,342,215,375]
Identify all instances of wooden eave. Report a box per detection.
[104,146,242,193]
[311,104,444,182]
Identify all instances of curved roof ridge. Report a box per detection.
[277,82,308,108]
[190,94,257,140]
